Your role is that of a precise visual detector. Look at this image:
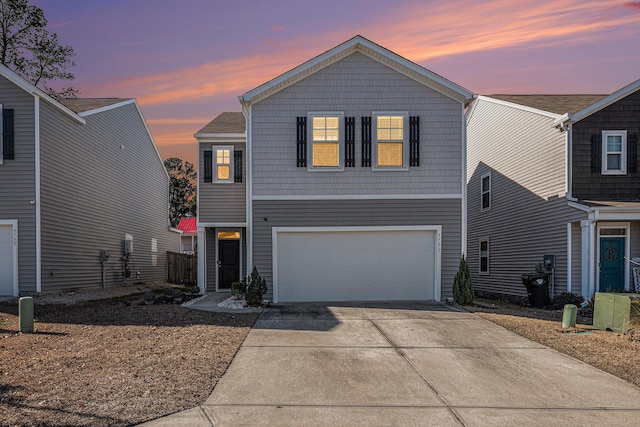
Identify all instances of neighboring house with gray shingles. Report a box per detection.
[195,35,474,303]
[467,79,640,300]
[0,65,179,297]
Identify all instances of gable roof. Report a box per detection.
[488,94,607,115]
[562,78,640,124]
[238,35,474,109]
[195,112,245,136]
[0,63,84,124]
[59,98,132,115]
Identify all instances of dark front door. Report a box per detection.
[218,239,240,290]
[600,237,625,292]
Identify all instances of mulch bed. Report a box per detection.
[0,295,259,427]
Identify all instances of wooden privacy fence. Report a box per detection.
[167,251,197,285]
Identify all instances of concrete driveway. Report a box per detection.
[146,301,640,426]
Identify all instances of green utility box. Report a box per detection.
[593,292,640,334]
[19,296,34,333]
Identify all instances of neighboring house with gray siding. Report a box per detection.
[467,79,640,300]
[0,65,179,297]
[196,35,474,303]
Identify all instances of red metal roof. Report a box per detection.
[177,217,197,234]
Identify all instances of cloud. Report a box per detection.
[624,1,640,10]
[271,25,285,31]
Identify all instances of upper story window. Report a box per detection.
[481,172,491,210]
[214,146,234,183]
[373,112,408,170]
[479,239,489,274]
[308,113,344,170]
[602,130,627,175]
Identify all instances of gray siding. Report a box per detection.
[572,90,640,200]
[251,52,463,197]
[198,140,246,223]
[0,75,37,292]
[467,98,585,297]
[570,221,582,293]
[39,101,179,291]
[252,199,462,301]
[628,221,640,290]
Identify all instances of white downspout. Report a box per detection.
[34,96,41,293]
[240,99,252,276]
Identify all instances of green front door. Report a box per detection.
[600,237,625,292]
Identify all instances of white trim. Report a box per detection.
[566,78,640,125]
[243,105,253,277]
[568,200,591,212]
[271,225,442,303]
[195,132,246,139]
[215,228,243,293]
[77,99,136,117]
[372,112,409,171]
[461,104,467,256]
[238,35,474,107]
[307,112,344,171]
[477,95,563,119]
[479,237,489,275]
[35,96,41,293]
[212,145,234,183]
[580,220,591,298]
[601,130,627,175]
[251,193,463,201]
[566,124,572,198]
[480,172,491,211]
[0,220,19,296]
[596,222,631,292]
[197,222,247,228]
[566,223,572,293]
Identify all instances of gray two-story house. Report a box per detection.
[196,35,474,303]
[0,65,179,297]
[467,79,640,300]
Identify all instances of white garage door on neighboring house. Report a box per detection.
[0,222,18,296]
[272,226,441,303]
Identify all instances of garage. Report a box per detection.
[272,226,441,303]
[0,222,17,296]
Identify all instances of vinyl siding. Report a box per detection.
[570,221,582,293]
[0,76,37,292]
[467,98,585,297]
[251,52,463,197]
[39,101,179,291]
[198,140,246,222]
[629,221,640,290]
[252,198,462,301]
[572,90,640,200]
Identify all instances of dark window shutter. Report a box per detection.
[345,117,355,167]
[361,117,371,167]
[591,134,602,173]
[203,150,212,183]
[234,150,242,182]
[296,116,307,167]
[409,116,420,167]
[628,134,637,173]
[3,108,14,160]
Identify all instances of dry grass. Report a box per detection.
[464,299,640,389]
[0,290,259,427]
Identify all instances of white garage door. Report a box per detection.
[0,223,17,296]
[273,226,440,303]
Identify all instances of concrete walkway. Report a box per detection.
[141,301,640,426]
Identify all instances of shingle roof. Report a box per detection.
[58,98,131,113]
[488,94,607,115]
[196,112,245,134]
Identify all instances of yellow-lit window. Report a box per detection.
[216,148,231,181]
[312,116,339,167]
[377,115,404,167]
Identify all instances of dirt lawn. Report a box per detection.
[0,286,259,427]
[2,289,640,427]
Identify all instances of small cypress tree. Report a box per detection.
[245,267,268,307]
[452,255,474,305]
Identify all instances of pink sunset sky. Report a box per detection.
[33,0,640,167]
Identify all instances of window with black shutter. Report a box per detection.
[234,150,243,182]
[203,150,212,183]
[591,134,602,173]
[345,117,355,167]
[628,134,637,173]
[2,108,14,161]
[296,116,307,167]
